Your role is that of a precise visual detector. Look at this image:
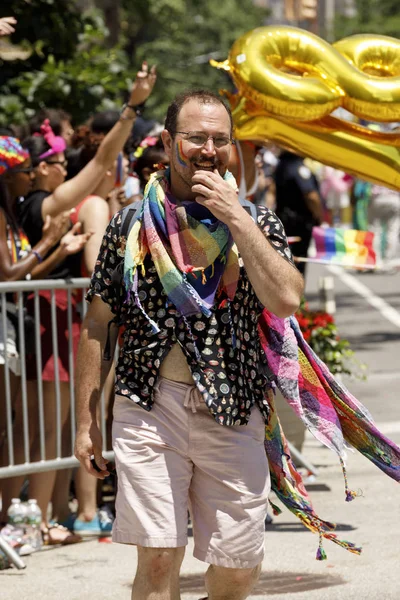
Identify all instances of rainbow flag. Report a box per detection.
[312,226,376,267]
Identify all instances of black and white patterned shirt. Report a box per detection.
[87,205,294,426]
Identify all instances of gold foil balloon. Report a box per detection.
[212,26,400,122]
[333,34,400,120]
[231,100,400,189]
[211,26,400,189]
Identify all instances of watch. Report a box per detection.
[120,102,145,118]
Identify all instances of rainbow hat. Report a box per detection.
[0,136,30,176]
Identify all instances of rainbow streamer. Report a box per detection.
[312,226,376,267]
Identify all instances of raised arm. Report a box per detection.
[227,208,303,317]
[42,63,157,219]
[78,195,110,274]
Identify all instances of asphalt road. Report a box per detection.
[306,263,400,426]
[1,263,399,599]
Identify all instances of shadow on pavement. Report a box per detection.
[179,570,345,596]
[345,331,400,350]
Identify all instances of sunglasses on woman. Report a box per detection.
[45,159,68,168]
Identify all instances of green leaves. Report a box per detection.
[295,304,367,379]
[0,7,134,125]
[334,0,400,41]
[0,0,268,127]
[127,0,268,121]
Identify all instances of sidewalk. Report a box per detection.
[2,424,399,600]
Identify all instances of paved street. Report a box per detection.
[1,264,400,599]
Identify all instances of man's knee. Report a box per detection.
[209,563,261,589]
[137,546,185,583]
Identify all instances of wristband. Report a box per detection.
[120,102,145,118]
[32,250,43,263]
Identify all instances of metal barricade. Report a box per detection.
[0,278,114,480]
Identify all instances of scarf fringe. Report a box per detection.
[272,479,362,560]
[262,310,400,560]
[265,363,363,560]
[340,457,358,502]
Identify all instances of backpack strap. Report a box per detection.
[120,200,144,238]
[238,196,258,222]
[104,201,144,361]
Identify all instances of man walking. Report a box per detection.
[75,90,303,600]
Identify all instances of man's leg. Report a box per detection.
[132,546,185,600]
[188,398,270,600]
[204,563,261,600]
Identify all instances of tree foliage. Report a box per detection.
[0,1,133,126]
[0,0,268,127]
[334,0,400,40]
[121,0,268,120]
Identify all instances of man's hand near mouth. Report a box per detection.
[191,168,245,226]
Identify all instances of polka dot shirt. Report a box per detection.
[87,205,294,426]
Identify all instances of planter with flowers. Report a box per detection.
[294,301,366,379]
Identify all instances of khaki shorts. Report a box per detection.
[112,377,270,569]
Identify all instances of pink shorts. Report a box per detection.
[112,377,270,568]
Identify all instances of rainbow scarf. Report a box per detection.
[260,311,400,558]
[123,171,400,559]
[313,226,376,268]
[124,169,239,318]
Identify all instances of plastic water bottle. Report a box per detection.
[25,500,42,551]
[7,498,26,528]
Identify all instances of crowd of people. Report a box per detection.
[249,146,400,273]
[0,61,158,545]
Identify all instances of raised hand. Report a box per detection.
[60,222,94,257]
[41,212,70,247]
[0,16,17,36]
[129,61,157,106]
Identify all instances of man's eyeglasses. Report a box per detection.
[46,160,68,168]
[175,131,233,149]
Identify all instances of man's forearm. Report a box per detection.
[229,209,304,317]
[75,320,114,430]
[94,107,137,169]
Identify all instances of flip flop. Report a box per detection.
[41,523,82,546]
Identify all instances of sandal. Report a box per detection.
[41,523,82,546]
